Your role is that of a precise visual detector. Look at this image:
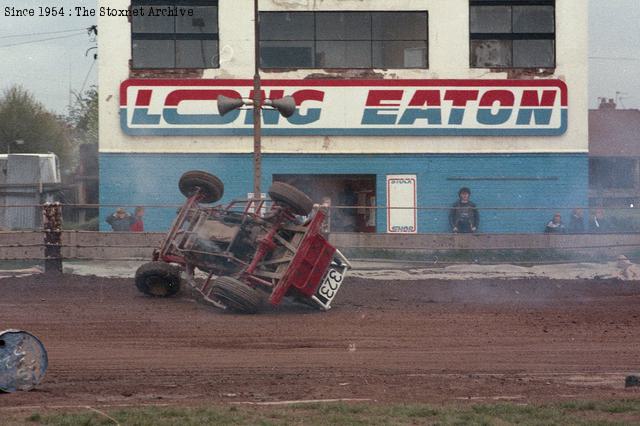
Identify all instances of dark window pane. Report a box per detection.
[132,6,174,33]
[513,39,554,67]
[132,39,175,68]
[260,12,314,40]
[470,6,511,33]
[316,12,371,40]
[176,6,218,34]
[590,158,635,189]
[372,12,427,40]
[260,41,314,67]
[132,2,219,69]
[470,39,512,67]
[513,6,554,33]
[316,41,371,68]
[176,40,218,67]
[373,41,427,68]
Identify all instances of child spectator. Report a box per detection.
[545,213,566,233]
[449,187,479,233]
[106,207,135,232]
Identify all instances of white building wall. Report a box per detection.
[99,0,587,154]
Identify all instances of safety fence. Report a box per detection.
[2,229,639,270]
[1,202,639,233]
[1,203,639,271]
[2,231,639,269]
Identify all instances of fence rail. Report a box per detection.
[1,202,639,211]
[2,202,640,269]
[1,230,639,265]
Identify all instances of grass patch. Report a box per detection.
[26,412,42,422]
[6,399,640,426]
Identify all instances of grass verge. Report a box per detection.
[5,399,640,425]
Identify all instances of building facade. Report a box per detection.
[589,101,640,208]
[98,0,588,233]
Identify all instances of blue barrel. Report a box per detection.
[0,330,48,393]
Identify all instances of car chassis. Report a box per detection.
[135,171,351,313]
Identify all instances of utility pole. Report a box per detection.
[253,0,262,199]
[217,0,295,199]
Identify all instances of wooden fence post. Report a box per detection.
[43,202,62,274]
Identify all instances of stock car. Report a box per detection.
[134,171,350,313]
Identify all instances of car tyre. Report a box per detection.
[210,276,262,314]
[179,171,224,203]
[268,182,313,216]
[135,261,182,297]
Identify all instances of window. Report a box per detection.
[260,11,428,69]
[589,158,636,190]
[470,0,555,68]
[131,0,219,69]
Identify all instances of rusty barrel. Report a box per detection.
[0,330,48,393]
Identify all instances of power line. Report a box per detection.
[79,57,97,95]
[0,28,88,40]
[0,32,85,49]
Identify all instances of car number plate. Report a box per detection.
[314,264,347,307]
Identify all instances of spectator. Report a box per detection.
[545,212,566,233]
[130,206,145,232]
[568,208,585,233]
[449,187,479,233]
[106,207,135,232]
[589,208,608,232]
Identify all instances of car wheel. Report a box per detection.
[268,182,313,216]
[178,170,224,203]
[135,261,182,297]
[210,276,262,314]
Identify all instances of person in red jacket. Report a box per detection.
[130,206,145,232]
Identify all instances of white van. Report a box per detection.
[0,153,61,184]
[0,153,62,229]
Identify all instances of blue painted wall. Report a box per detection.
[99,153,588,233]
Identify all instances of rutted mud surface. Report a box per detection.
[1,274,640,409]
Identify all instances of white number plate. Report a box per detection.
[314,265,346,308]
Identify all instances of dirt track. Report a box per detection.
[2,273,640,409]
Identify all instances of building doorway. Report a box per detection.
[272,174,376,233]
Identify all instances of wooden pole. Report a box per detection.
[252,0,262,199]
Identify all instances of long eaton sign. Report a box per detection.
[120,79,568,136]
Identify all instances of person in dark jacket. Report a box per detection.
[589,208,608,232]
[106,207,136,231]
[449,187,479,233]
[568,208,585,233]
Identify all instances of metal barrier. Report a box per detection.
[1,230,640,266]
[1,203,639,266]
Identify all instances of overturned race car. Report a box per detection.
[134,171,351,314]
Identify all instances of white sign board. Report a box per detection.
[120,79,568,137]
[386,175,417,234]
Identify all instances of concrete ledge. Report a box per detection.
[328,232,640,251]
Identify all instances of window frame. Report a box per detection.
[131,0,220,70]
[259,10,429,70]
[469,0,556,69]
